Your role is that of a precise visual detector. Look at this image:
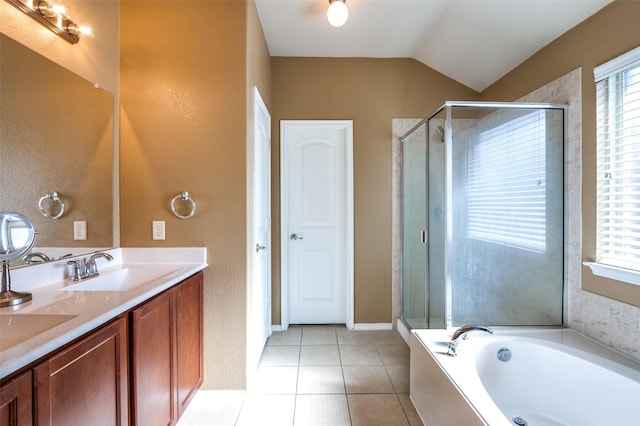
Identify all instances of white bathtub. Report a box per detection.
[410,328,640,426]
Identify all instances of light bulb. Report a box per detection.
[77,25,92,36]
[52,3,69,18]
[35,0,55,17]
[63,19,92,37]
[327,0,348,28]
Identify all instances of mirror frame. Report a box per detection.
[0,211,37,262]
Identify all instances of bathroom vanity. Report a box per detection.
[0,248,206,426]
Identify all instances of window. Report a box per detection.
[467,110,547,252]
[595,46,640,274]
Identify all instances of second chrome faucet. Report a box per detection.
[446,325,493,357]
[67,252,113,281]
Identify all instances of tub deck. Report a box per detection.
[410,328,640,426]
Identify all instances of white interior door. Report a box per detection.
[281,120,354,327]
[248,87,271,380]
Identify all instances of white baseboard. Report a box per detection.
[352,323,393,331]
[272,323,394,332]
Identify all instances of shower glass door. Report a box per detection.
[432,103,565,326]
[401,120,427,329]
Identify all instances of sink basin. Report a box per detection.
[0,314,78,351]
[60,266,179,292]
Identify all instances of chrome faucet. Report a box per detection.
[447,325,493,357]
[23,252,52,264]
[85,252,113,276]
[67,252,113,281]
[23,252,72,264]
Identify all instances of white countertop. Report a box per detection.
[0,248,207,379]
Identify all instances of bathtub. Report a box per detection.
[410,328,640,426]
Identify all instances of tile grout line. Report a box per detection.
[335,329,354,425]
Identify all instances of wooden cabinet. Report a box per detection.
[33,316,128,426]
[0,271,202,426]
[0,370,32,426]
[130,286,174,425]
[130,272,203,426]
[174,272,204,419]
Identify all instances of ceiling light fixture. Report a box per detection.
[327,0,348,28]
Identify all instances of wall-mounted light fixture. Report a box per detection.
[4,0,92,44]
[327,0,348,28]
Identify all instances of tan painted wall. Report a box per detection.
[481,0,640,307]
[270,57,479,325]
[120,0,270,389]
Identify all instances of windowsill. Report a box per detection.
[583,262,640,287]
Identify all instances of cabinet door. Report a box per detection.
[0,370,32,426]
[33,317,128,426]
[130,289,175,426]
[175,272,204,418]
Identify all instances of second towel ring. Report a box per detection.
[38,191,66,220]
[171,191,197,219]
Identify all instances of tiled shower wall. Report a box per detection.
[520,68,640,361]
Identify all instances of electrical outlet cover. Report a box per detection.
[152,221,165,240]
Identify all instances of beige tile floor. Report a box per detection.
[178,326,424,426]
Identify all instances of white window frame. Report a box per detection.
[586,45,640,286]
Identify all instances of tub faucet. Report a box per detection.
[447,325,493,357]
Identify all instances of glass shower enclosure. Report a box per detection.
[401,102,566,329]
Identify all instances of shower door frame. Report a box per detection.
[399,118,429,331]
[400,101,568,330]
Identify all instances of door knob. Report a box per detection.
[256,244,266,252]
[290,233,304,240]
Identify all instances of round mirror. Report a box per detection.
[0,211,36,262]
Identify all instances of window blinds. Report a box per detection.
[596,58,640,271]
[467,110,547,252]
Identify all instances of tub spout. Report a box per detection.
[447,325,493,356]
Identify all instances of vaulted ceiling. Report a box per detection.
[255,0,613,91]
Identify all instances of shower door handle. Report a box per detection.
[421,230,427,243]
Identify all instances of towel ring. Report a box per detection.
[171,191,197,219]
[38,191,66,220]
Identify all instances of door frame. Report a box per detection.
[280,120,354,330]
